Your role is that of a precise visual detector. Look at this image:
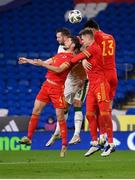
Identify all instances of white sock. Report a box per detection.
[54,111,68,136]
[100,134,107,140]
[74,111,83,136]
[64,111,68,121]
[54,121,60,135]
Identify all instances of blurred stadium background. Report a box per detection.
[0,0,135,151]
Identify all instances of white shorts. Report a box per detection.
[64,79,89,104]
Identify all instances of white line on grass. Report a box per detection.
[0,159,135,165]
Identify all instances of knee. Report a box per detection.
[100,111,110,116]
[86,112,96,120]
[57,111,64,121]
[32,106,42,115]
[73,99,82,107]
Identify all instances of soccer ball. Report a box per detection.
[68,10,82,24]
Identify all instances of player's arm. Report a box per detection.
[18,57,35,65]
[44,58,53,64]
[71,49,92,63]
[18,57,53,65]
[33,59,70,73]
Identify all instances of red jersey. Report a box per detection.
[71,41,105,84]
[94,31,116,70]
[46,52,73,85]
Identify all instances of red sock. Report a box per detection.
[97,114,106,135]
[100,114,113,143]
[28,114,39,140]
[59,120,67,146]
[87,114,98,141]
[108,109,113,143]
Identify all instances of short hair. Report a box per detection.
[56,28,71,37]
[84,19,99,30]
[79,28,94,39]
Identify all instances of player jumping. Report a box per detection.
[18,36,81,157]
[46,28,88,147]
[71,28,115,157]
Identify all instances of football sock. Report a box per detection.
[54,122,60,136]
[100,114,113,143]
[54,111,68,136]
[64,110,68,121]
[59,120,67,146]
[87,114,98,141]
[97,114,106,135]
[74,107,83,136]
[28,114,39,140]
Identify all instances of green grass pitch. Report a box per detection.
[0,150,135,179]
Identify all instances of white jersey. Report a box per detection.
[57,45,66,53]
[57,45,87,104]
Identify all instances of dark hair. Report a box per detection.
[84,19,99,30]
[70,36,82,53]
[79,28,94,39]
[56,28,71,37]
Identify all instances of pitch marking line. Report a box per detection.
[0,159,135,165]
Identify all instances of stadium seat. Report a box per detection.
[0,0,134,128]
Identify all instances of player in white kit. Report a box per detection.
[46,28,88,146]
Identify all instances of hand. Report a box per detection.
[18,57,28,64]
[33,59,43,66]
[82,59,92,71]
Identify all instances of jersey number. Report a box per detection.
[102,40,114,56]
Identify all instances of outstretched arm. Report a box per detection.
[18,57,53,65]
[44,58,53,64]
[71,49,92,63]
[18,57,35,65]
[33,59,70,73]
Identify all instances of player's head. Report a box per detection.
[79,28,94,47]
[56,28,71,45]
[84,19,99,31]
[64,36,82,54]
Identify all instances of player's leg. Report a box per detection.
[19,99,47,145]
[98,101,115,156]
[45,82,73,147]
[84,89,101,157]
[108,74,118,133]
[56,108,68,157]
[96,109,107,147]
[46,87,68,157]
[99,71,118,147]
[69,80,88,144]
[96,81,115,156]
[68,103,82,144]
[98,73,118,146]
[19,82,49,145]
[45,101,70,147]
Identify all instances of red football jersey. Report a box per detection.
[94,31,116,70]
[46,52,73,85]
[71,41,105,84]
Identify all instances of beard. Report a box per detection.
[59,42,64,46]
[63,46,68,50]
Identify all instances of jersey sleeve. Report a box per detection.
[71,46,92,63]
[62,54,73,66]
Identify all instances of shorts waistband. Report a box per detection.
[47,79,59,86]
[46,79,64,89]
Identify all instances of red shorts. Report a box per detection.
[36,81,66,109]
[86,80,110,113]
[104,69,118,100]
